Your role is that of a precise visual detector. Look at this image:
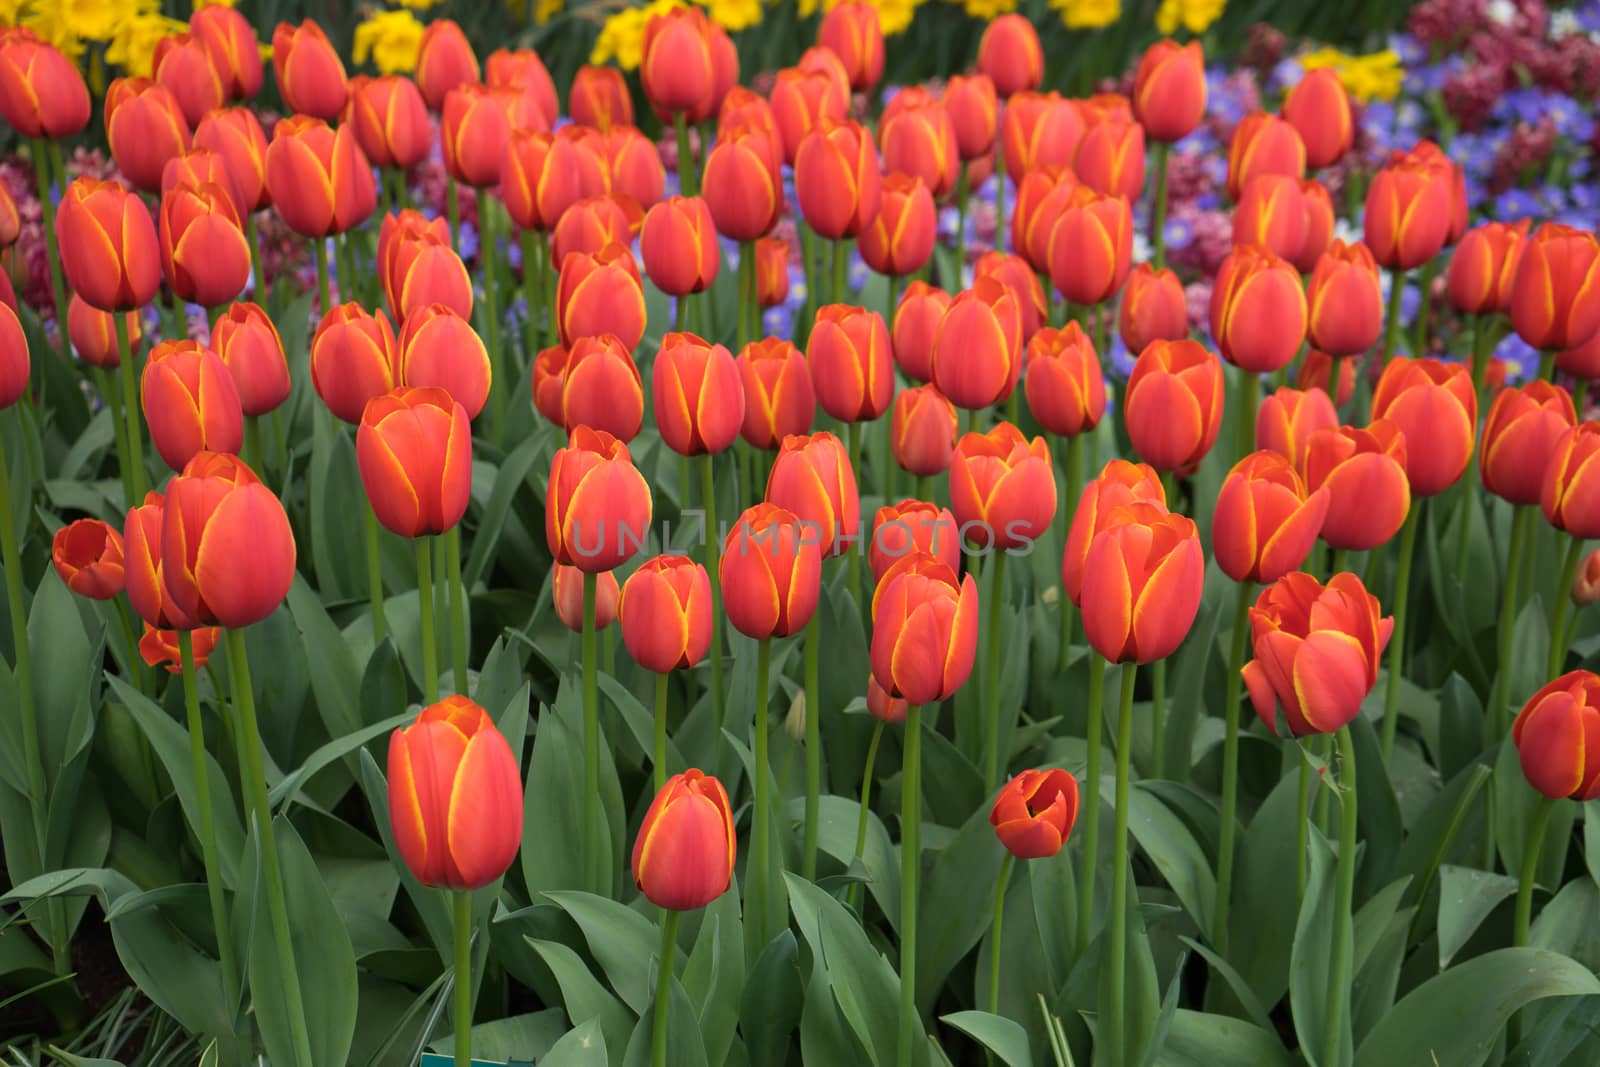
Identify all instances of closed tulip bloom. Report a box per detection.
[1447,220,1530,315]
[654,332,744,455]
[1225,112,1305,202]
[1001,92,1083,179]
[547,426,652,573]
[1025,323,1105,438]
[931,278,1022,411]
[1363,147,1454,271]
[871,555,979,703]
[381,219,473,325]
[357,388,472,538]
[271,20,345,120]
[1282,69,1353,170]
[892,281,952,383]
[633,769,736,910]
[1210,245,1307,373]
[265,116,378,237]
[949,422,1057,550]
[162,452,296,628]
[152,33,224,128]
[859,173,937,278]
[990,768,1079,859]
[1255,386,1338,473]
[756,238,790,308]
[387,696,524,890]
[52,519,125,600]
[977,14,1043,97]
[1304,421,1411,551]
[641,7,724,122]
[531,345,569,427]
[641,196,720,297]
[485,48,561,129]
[442,84,534,189]
[571,65,633,131]
[723,84,783,151]
[414,20,479,111]
[159,180,250,308]
[1297,349,1356,407]
[1012,165,1077,273]
[1232,175,1306,261]
[66,297,139,370]
[1132,39,1205,143]
[1124,339,1225,475]
[1074,115,1145,202]
[141,341,244,472]
[561,334,644,442]
[347,75,431,171]
[1559,328,1600,381]
[799,43,851,108]
[105,78,191,194]
[398,305,491,421]
[879,88,958,199]
[1511,672,1600,800]
[1576,550,1600,605]
[702,124,784,242]
[557,244,647,350]
[1213,451,1330,584]
[605,126,670,206]
[769,67,848,167]
[310,303,399,424]
[870,499,959,581]
[1062,460,1167,605]
[550,194,637,268]
[1370,357,1477,496]
[0,182,14,248]
[1244,572,1392,737]
[807,305,893,423]
[818,2,884,91]
[1305,240,1383,358]
[212,302,289,416]
[1080,502,1204,664]
[1510,223,1600,352]
[194,108,270,211]
[140,623,220,673]
[1291,179,1336,275]
[620,555,712,670]
[944,74,997,161]
[123,491,192,630]
[766,431,860,557]
[0,33,90,139]
[1118,263,1188,355]
[1480,381,1577,505]
[891,384,958,476]
[738,338,814,450]
[162,149,245,219]
[720,502,823,639]
[502,128,607,232]
[1047,186,1133,307]
[192,6,262,101]
[796,119,882,241]
[868,676,908,723]
[1541,423,1600,538]
[971,251,1042,338]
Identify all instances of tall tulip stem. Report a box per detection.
[1412,258,1438,358]
[225,627,315,1067]
[653,670,670,793]
[364,502,388,644]
[113,312,148,503]
[675,113,698,198]
[846,718,885,916]
[1488,503,1532,751]
[416,537,439,703]
[447,525,469,695]
[897,703,923,1067]
[1150,142,1171,271]
[832,237,849,305]
[1057,434,1084,672]
[1380,499,1423,762]
[1513,795,1555,949]
[1382,269,1407,361]
[1296,742,1312,903]
[1322,725,1359,1067]
[93,366,136,509]
[748,638,774,949]
[701,454,726,759]
[32,140,69,364]
[652,907,681,1067]
[994,148,1007,256]
[1074,652,1106,953]
[1548,537,1585,677]
[446,177,461,254]
[583,570,602,894]
[987,853,1015,1017]
[802,611,822,880]
[738,241,755,351]
[1214,579,1255,955]
[246,214,266,297]
[1235,370,1259,466]
[983,549,1009,795]
[313,236,332,315]
[452,889,473,1067]
[479,199,506,442]
[1106,660,1139,1061]
[955,164,970,281]
[180,631,239,1011]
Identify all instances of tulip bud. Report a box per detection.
[737,337,814,450]
[1306,240,1383,358]
[398,305,491,421]
[1244,572,1393,737]
[123,490,192,630]
[414,20,480,111]
[944,74,997,161]
[1210,245,1307,373]
[949,422,1056,550]
[152,33,224,128]
[356,388,474,540]
[550,194,638,269]
[891,281,951,383]
[105,77,192,195]
[1291,179,1335,275]
[1074,113,1145,203]
[977,14,1043,97]
[1447,220,1530,316]
[142,340,244,472]
[347,75,431,172]
[1062,460,1167,606]
[931,278,1022,411]
[1282,69,1353,170]
[1297,350,1356,408]
[1012,165,1077,273]
[770,67,847,168]
[1124,339,1225,475]
[870,499,959,581]
[443,84,539,190]
[160,180,251,308]
[1511,673,1600,800]
[547,426,652,573]
[557,244,647,351]
[1363,144,1453,271]
[641,7,729,123]
[1225,112,1305,202]
[380,213,473,325]
[553,564,619,633]
[990,768,1079,859]
[654,332,744,456]
[1025,323,1105,437]
[503,128,608,233]
[1480,381,1577,506]
[719,87,781,158]
[265,116,378,238]
[272,20,347,121]
[67,297,139,369]
[0,182,15,250]
[1560,329,1600,383]
[1047,186,1133,307]
[52,519,125,601]
[310,303,399,425]
[162,148,245,221]
[1510,223,1600,352]
[721,502,823,639]
[162,451,296,628]
[620,555,712,670]
[974,251,1046,341]
[858,174,936,278]
[1213,451,1330,584]
[140,623,221,673]
[1575,550,1600,606]
[1541,422,1600,538]
[571,65,633,131]
[867,676,908,724]
[819,2,884,92]
[756,239,791,308]
[641,196,721,297]
[1255,386,1337,473]
[0,33,91,139]
[1370,357,1477,496]
[1001,92,1083,179]
[633,769,736,910]
[388,696,524,889]
[891,384,958,477]
[610,125,673,208]
[702,124,784,242]
[879,88,958,199]
[561,334,644,442]
[807,305,893,423]
[796,119,882,241]
[1232,175,1306,262]
[1132,39,1205,143]
[531,345,569,427]
[1081,502,1204,664]
[191,6,261,102]
[1118,263,1187,355]
[871,556,979,703]
[212,302,289,416]
[486,48,561,130]
[766,431,859,558]
[1303,421,1411,551]
[194,107,271,212]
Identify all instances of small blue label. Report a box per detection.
[419,1056,530,1067]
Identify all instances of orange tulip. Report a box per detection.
[818,1,884,91]
[990,768,1079,859]
[1305,240,1383,358]
[0,32,90,139]
[737,337,815,450]
[52,519,125,601]
[931,278,1022,411]
[0,181,15,249]
[1011,165,1077,273]
[1291,178,1336,275]
[310,302,399,424]
[641,7,729,123]
[1225,112,1305,202]
[1061,459,1166,606]
[604,125,669,210]
[1118,263,1188,355]
[1576,550,1600,605]
[870,499,959,581]
[550,194,638,268]
[944,74,997,161]
[1510,222,1600,352]
[159,179,250,308]
[531,345,569,427]
[141,340,244,472]
[1213,450,1330,584]
[0,301,22,410]
[503,127,608,233]
[1047,186,1132,307]
[1231,174,1306,261]
[858,173,937,278]
[1001,92,1083,179]
[571,64,634,131]
[766,431,859,557]
[442,84,535,189]
[1541,422,1600,538]
[1282,69,1352,170]
[1255,386,1337,473]
[105,77,191,194]
[879,88,958,199]
[1024,322,1105,438]
[191,6,261,102]
[66,297,140,370]
[891,281,952,383]
[347,75,431,171]
[1124,338,1225,474]
[556,244,647,350]
[770,67,849,167]
[641,196,721,297]
[1080,502,1204,664]
[870,555,979,704]
[1074,114,1145,202]
[356,387,472,538]
[152,32,224,127]
[397,304,491,421]
[414,19,480,111]
[619,555,712,671]
[702,124,784,242]
[1559,329,1600,381]
[561,334,644,442]
[891,383,958,476]
[271,20,347,121]
[1480,381,1577,505]
[123,490,192,630]
[1510,672,1600,800]
[387,696,524,889]
[194,107,270,212]
[1447,220,1530,315]
[1297,349,1357,407]
[868,676,908,723]
[720,502,824,639]
[1243,572,1393,737]
[265,116,377,237]
[1363,145,1454,271]
[977,14,1043,98]
[654,332,744,455]
[633,769,736,910]
[161,148,245,219]
[1209,245,1307,373]
[212,302,289,416]
[380,212,473,324]
[796,119,882,241]
[797,45,851,113]
[546,426,652,574]
[140,623,220,673]
[1303,420,1411,551]
[485,47,561,129]
[756,238,791,307]
[1132,39,1205,143]
[807,304,893,423]
[719,89,780,160]
[948,422,1056,550]
[1370,357,1477,496]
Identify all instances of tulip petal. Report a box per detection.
[445,728,524,889]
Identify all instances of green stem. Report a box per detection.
[1380,500,1422,763]
[365,501,388,644]
[1382,269,1406,361]
[1412,258,1437,358]
[1488,505,1533,748]
[94,366,136,509]
[1322,726,1359,1067]
[480,200,506,443]
[1469,312,1490,399]
[652,908,681,1067]
[447,525,469,695]
[1296,743,1312,904]
[225,627,315,1067]
[583,570,601,894]
[313,236,332,314]
[447,177,460,254]
[653,670,669,793]
[1235,371,1259,466]
[1074,653,1106,953]
[520,227,540,356]
[955,163,969,281]
[1151,657,1167,780]
[416,537,438,703]
[1315,732,1334,835]
[1539,350,1555,381]
[983,549,1009,795]
[846,718,886,916]
[1215,580,1255,954]
[832,237,848,306]
[915,474,932,502]
[33,140,68,364]
[113,312,148,502]
[1058,435,1085,671]
[675,112,698,197]
[994,146,1007,256]
[738,241,755,351]
[244,414,265,484]
[1150,142,1170,271]
[1548,537,1585,677]
[1513,795,1555,948]
[246,214,265,298]
[180,631,238,1011]
[887,273,901,320]
[453,889,473,1067]
[987,853,1014,1017]
[897,703,923,1067]
[748,638,774,947]
[803,611,822,881]
[1106,661,1139,1060]
[701,453,725,761]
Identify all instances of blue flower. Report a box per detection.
[1494,331,1539,382]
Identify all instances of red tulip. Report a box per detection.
[486,48,561,129]
[1209,245,1307,373]
[0,32,91,139]
[194,107,271,212]
[654,332,744,455]
[795,119,882,241]
[347,75,431,171]
[414,20,480,111]
[1011,165,1077,273]
[159,179,250,308]
[870,555,979,704]
[556,244,647,351]
[1282,69,1353,169]
[632,769,736,910]
[818,2,885,91]
[1306,240,1383,358]
[769,66,848,167]
[944,74,997,161]
[503,127,609,233]
[1297,350,1356,408]
[756,238,791,308]
[1074,114,1145,202]
[1363,144,1454,271]
[1511,672,1600,800]
[806,304,893,423]
[1447,220,1530,316]
[641,196,721,297]
[1124,339,1225,475]
[380,212,473,325]
[720,502,823,639]
[1291,179,1335,275]
[1231,175,1306,262]
[357,387,473,538]
[571,65,633,131]
[105,77,191,194]
[52,519,125,601]
[1080,502,1204,664]
[948,422,1056,550]
[1062,460,1167,606]
[1001,92,1083,179]
[397,305,491,421]
[123,490,193,630]
[766,431,860,559]
[1132,39,1205,143]
[1370,357,1477,496]
[442,84,537,189]
[140,623,220,673]
[1510,223,1600,352]
[272,20,347,121]
[310,303,399,425]
[1225,112,1305,202]
[891,281,952,383]
[265,116,378,237]
[858,173,936,278]
[977,14,1043,97]
[870,499,959,581]
[619,555,712,671]
[1047,186,1133,307]
[737,337,814,450]
[1213,451,1330,584]
[974,251,1047,342]
[1118,263,1188,355]
[640,7,728,123]
[930,278,1022,411]
[1255,386,1338,473]
[891,384,958,477]
[561,334,644,442]
[1480,381,1577,505]
[990,768,1079,859]
[1541,422,1600,538]
[1303,420,1411,551]
[212,302,290,416]
[191,6,262,102]
[550,194,638,269]
[66,297,140,369]
[868,676,908,723]
[141,340,244,472]
[879,88,958,199]
[546,426,652,574]
[1025,322,1105,437]
[162,148,244,219]
[153,32,225,128]
[702,124,784,242]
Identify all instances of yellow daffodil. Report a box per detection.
[1051,0,1121,31]
[1300,47,1403,103]
[354,8,426,75]
[105,12,187,74]
[1155,0,1224,35]
[703,0,763,31]
[963,0,1021,18]
[536,0,565,23]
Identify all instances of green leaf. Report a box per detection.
[1435,864,1518,967]
[811,793,900,932]
[522,693,594,898]
[739,929,802,1067]
[287,576,363,739]
[529,938,637,1059]
[681,887,744,1067]
[269,710,414,811]
[941,1010,1034,1067]
[1092,863,1162,1067]
[538,1017,609,1067]
[1154,1011,1293,1067]
[785,873,903,1067]
[544,891,663,1016]
[1355,948,1600,1067]
[619,968,709,1067]
[1219,768,1303,1013]
[1177,938,1275,1039]
[916,804,1007,1012]
[464,433,546,590]
[1494,737,1574,890]
[1124,781,1216,938]
[1290,830,1350,1067]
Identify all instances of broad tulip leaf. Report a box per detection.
[537,1017,608,1067]
[1154,1010,1293,1067]
[940,1010,1033,1067]
[528,938,636,1059]
[545,891,668,1016]
[1290,830,1350,1067]
[786,873,904,1067]
[1436,864,1518,967]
